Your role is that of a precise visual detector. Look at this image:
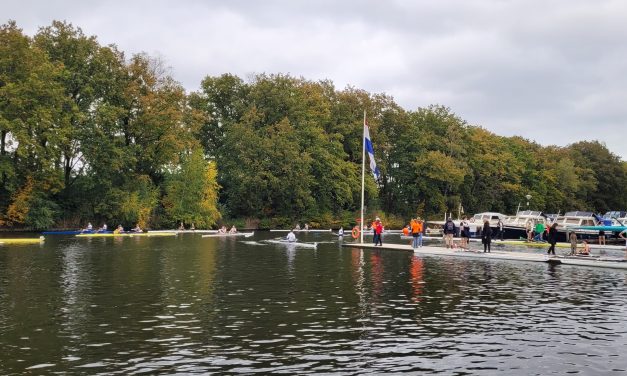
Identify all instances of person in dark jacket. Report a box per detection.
[547,223,558,255]
[481,220,492,252]
[443,218,456,249]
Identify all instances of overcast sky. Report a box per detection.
[6,0,627,160]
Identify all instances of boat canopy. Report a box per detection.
[603,211,627,219]
[563,211,594,217]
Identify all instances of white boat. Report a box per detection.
[269,229,332,232]
[265,239,318,248]
[202,232,254,238]
[430,212,506,237]
[553,211,598,241]
[502,210,547,239]
[148,229,219,234]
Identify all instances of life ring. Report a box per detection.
[351,226,360,239]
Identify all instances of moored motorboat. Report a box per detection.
[501,210,547,240]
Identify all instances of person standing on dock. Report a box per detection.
[443,218,456,249]
[373,218,383,246]
[494,218,504,241]
[411,218,422,249]
[569,231,578,256]
[460,216,470,250]
[534,221,546,242]
[547,223,558,255]
[481,220,492,252]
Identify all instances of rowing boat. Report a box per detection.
[265,239,317,248]
[202,232,254,238]
[269,229,332,232]
[76,232,176,238]
[147,229,219,234]
[0,236,45,244]
[42,230,113,235]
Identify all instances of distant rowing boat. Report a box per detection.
[269,229,332,232]
[147,229,219,234]
[265,239,317,248]
[76,232,176,238]
[202,232,254,238]
[42,230,113,235]
[0,236,45,244]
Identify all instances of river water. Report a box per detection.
[1,232,626,375]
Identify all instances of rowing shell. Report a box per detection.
[0,236,45,244]
[269,229,332,232]
[76,232,177,238]
[265,239,317,248]
[147,229,219,234]
[202,232,254,238]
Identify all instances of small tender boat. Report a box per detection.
[76,232,176,238]
[265,239,317,248]
[201,232,254,238]
[0,236,45,244]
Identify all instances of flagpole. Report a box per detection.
[360,110,366,244]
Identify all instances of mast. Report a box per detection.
[360,110,366,244]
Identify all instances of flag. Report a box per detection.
[364,120,380,180]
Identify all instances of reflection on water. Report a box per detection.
[0,233,626,374]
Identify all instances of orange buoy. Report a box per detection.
[351,226,360,239]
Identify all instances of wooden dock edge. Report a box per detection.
[341,243,627,271]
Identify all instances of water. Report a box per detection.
[1,232,627,375]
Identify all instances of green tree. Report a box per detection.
[163,149,220,228]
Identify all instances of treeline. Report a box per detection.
[1,21,626,230]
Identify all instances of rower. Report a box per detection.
[178,222,184,230]
[113,224,124,234]
[85,222,93,231]
[338,227,344,236]
[98,223,107,232]
[578,240,590,255]
[218,226,227,234]
[286,230,296,242]
[132,224,142,233]
[295,224,301,230]
[229,226,237,234]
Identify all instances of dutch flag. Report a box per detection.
[364,120,380,181]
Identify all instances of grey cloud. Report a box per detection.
[5,0,626,159]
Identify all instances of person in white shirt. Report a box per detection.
[286,231,296,242]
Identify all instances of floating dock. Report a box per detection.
[342,242,627,270]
